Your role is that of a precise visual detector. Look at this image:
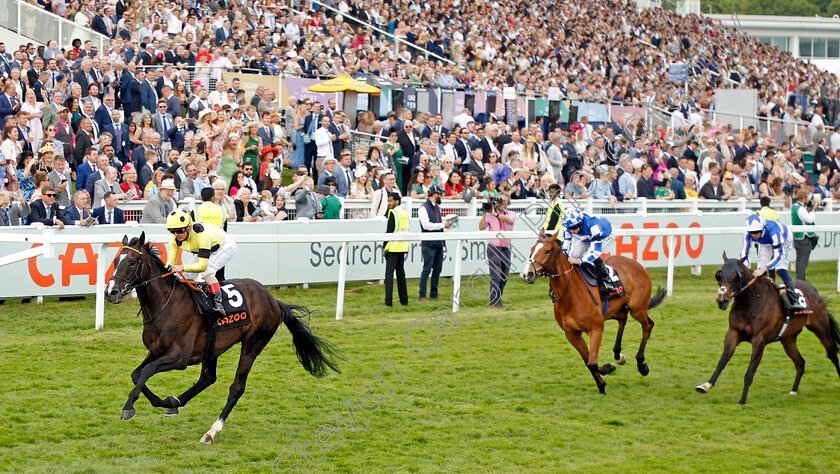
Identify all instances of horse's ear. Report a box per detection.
[122,235,128,245]
[738,256,747,266]
[722,251,728,262]
[137,232,146,247]
[539,228,545,239]
[549,231,559,241]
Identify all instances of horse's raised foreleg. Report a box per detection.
[697,328,740,394]
[565,328,607,394]
[739,337,768,405]
[122,350,191,420]
[130,352,168,409]
[163,357,220,416]
[200,337,270,444]
[780,336,805,395]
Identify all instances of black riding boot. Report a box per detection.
[780,286,798,318]
[207,291,225,324]
[592,258,615,293]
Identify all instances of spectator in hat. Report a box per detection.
[140,177,177,223]
[318,182,341,219]
[418,185,453,302]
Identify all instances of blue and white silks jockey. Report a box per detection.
[740,213,801,316]
[560,208,618,293]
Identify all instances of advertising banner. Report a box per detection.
[1,213,839,298]
[221,72,279,103]
[281,77,344,109]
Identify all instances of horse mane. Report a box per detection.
[128,237,169,274]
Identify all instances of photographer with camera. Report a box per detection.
[792,189,817,281]
[479,192,517,308]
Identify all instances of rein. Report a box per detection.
[530,241,574,302]
[111,245,179,325]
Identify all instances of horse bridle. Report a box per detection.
[110,245,177,324]
[529,238,575,301]
[716,267,761,299]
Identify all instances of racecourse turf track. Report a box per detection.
[2,262,840,472]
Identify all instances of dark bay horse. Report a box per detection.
[696,252,840,404]
[523,230,666,394]
[105,233,341,444]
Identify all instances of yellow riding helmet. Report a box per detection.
[166,208,193,229]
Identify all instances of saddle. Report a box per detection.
[578,263,626,301]
[182,280,252,331]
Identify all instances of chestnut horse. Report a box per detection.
[523,230,665,394]
[696,253,840,404]
[105,233,341,444]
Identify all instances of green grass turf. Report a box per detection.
[2,263,840,472]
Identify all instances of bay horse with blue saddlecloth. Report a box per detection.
[105,232,341,444]
[523,229,665,395]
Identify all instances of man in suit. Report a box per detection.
[179,162,201,200]
[215,20,233,46]
[120,64,139,122]
[814,138,830,174]
[93,166,125,207]
[0,189,31,226]
[48,155,72,208]
[257,111,275,146]
[139,71,158,116]
[75,147,100,193]
[103,108,130,164]
[332,152,354,198]
[153,100,174,147]
[454,127,473,167]
[92,192,125,224]
[94,94,116,132]
[41,90,63,130]
[303,102,325,173]
[397,121,420,189]
[72,59,95,98]
[90,8,112,37]
[32,70,50,103]
[74,120,96,168]
[698,172,732,200]
[27,188,65,228]
[137,149,159,192]
[636,163,657,199]
[294,177,323,220]
[163,85,180,117]
[85,155,112,195]
[140,178,177,223]
[62,190,93,225]
[250,86,264,108]
[167,116,188,153]
[0,82,20,124]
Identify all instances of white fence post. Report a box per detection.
[335,242,349,320]
[452,239,464,313]
[95,242,108,329]
[666,235,676,296]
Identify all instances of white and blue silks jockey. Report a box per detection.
[561,208,617,293]
[741,213,800,315]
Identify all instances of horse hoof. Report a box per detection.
[121,409,136,420]
[789,391,798,396]
[615,353,626,365]
[199,434,214,444]
[164,407,179,416]
[638,363,650,376]
[599,363,616,375]
[696,382,713,393]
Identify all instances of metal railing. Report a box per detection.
[111,196,835,223]
[11,1,110,52]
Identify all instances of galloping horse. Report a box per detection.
[105,233,341,444]
[523,230,665,394]
[696,253,840,404]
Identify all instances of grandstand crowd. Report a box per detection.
[1,0,839,227]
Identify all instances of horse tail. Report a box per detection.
[648,286,667,310]
[827,309,840,353]
[277,300,343,378]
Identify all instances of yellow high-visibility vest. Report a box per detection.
[543,198,565,232]
[385,206,410,253]
[196,201,227,228]
[757,206,779,222]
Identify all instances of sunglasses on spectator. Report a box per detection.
[44,193,56,197]
[168,227,188,235]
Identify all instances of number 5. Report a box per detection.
[222,283,243,308]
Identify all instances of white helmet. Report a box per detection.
[744,214,765,233]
